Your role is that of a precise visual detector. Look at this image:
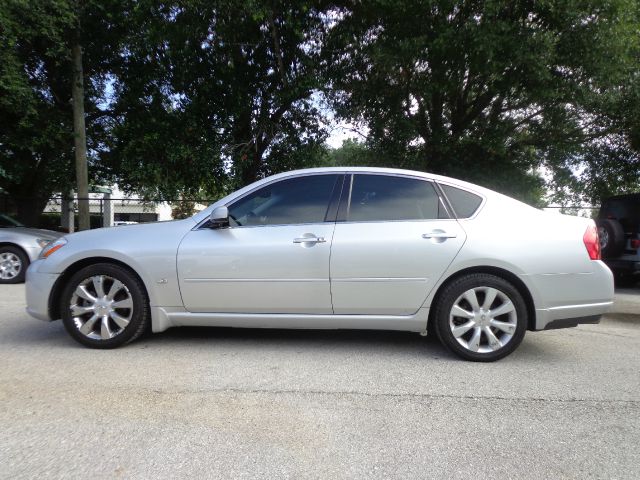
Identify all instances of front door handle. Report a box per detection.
[422,231,457,239]
[293,235,326,244]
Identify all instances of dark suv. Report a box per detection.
[596,193,640,285]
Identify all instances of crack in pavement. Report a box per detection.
[144,385,640,406]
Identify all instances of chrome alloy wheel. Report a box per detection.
[448,287,517,353]
[70,275,134,340]
[0,252,22,280]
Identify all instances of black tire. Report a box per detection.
[0,245,29,284]
[596,219,625,258]
[60,263,149,348]
[433,273,528,362]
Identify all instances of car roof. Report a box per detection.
[192,166,542,224]
[267,166,493,196]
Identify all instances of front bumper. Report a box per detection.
[25,246,43,263]
[25,260,59,322]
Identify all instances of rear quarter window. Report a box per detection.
[439,184,483,218]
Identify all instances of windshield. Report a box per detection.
[0,214,24,228]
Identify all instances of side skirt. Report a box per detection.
[150,306,430,334]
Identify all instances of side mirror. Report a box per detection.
[209,206,229,229]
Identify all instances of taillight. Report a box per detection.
[631,239,640,250]
[583,224,601,260]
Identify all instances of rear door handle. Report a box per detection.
[422,231,457,239]
[293,235,326,244]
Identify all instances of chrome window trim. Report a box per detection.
[192,170,487,230]
[336,218,459,226]
[346,174,354,215]
[204,221,336,230]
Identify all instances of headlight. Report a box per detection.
[36,238,51,249]
[39,238,67,259]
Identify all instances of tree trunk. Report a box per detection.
[240,149,264,187]
[71,42,90,231]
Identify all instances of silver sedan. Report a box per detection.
[25,168,614,361]
[0,214,62,284]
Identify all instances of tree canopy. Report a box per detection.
[1,0,639,223]
[0,0,129,223]
[325,0,640,205]
[104,0,330,199]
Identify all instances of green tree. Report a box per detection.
[563,137,640,205]
[106,0,331,198]
[0,0,129,225]
[323,139,377,167]
[326,0,640,205]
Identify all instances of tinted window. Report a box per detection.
[348,175,443,222]
[440,184,483,218]
[228,175,338,226]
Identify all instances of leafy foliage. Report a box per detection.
[325,0,640,205]
[323,139,378,167]
[0,0,129,223]
[1,0,640,223]
[106,0,329,198]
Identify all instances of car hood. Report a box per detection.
[1,227,63,240]
[62,218,197,244]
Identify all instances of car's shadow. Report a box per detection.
[154,325,452,355]
[149,326,553,362]
[4,315,557,362]
[5,315,457,356]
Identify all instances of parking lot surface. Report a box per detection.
[1,284,639,479]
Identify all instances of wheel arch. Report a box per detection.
[48,256,149,320]
[427,266,537,332]
[0,242,30,260]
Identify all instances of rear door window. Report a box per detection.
[347,174,446,222]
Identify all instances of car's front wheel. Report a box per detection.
[0,245,29,284]
[60,263,149,348]
[433,273,527,362]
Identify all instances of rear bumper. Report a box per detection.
[543,315,601,330]
[25,260,59,322]
[534,301,612,331]
[526,260,614,331]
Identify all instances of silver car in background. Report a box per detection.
[25,167,613,361]
[0,214,62,284]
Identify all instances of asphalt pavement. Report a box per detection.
[1,284,639,479]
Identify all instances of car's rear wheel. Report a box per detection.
[60,263,149,348]
[0,246,29,284]
[433,273,527,362]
